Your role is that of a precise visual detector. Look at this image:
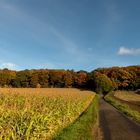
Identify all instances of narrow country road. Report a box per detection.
[99,99,140,140]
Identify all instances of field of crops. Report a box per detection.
[0,88,95,139]
[114,91,140,102]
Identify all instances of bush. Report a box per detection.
[94,74,113,94]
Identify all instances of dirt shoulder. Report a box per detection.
[99,99,140,140]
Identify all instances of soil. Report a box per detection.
[99,99,140,140]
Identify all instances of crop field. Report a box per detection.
[113,91,140,102]
[0,88,95,140]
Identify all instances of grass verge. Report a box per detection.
[104,92,140,123]
[52,94,99,140]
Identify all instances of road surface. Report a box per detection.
[99,99,140,140]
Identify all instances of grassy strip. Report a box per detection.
[52,94,99,140]
[104,92,140,123]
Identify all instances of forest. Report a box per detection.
[0,65,139,93]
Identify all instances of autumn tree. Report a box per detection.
[0,65,139,90]
[73,71,87,88]
[30,71,39,88]
[38,70,49,88]
[62,70,73,87]
[0,69,16,87]
[48,70,64,87]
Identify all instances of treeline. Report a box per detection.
[93,65,140,90]
[0,69,87,88]
[0,65,139,93]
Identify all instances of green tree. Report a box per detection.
[94,74,113,94]
[13,70,31,87]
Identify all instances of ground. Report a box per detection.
[99,99,140,140]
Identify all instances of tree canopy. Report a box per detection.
[0,65,139,93]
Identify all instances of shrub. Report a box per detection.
[94,74,113,94]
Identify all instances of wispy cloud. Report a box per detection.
[118,47,140,55]
[0,62,16,69]
[49,26,79,54]
[0,2,90,61]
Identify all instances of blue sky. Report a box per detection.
[0,0,140,71]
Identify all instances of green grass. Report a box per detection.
[53,94,99,140]
[105,92,140,123]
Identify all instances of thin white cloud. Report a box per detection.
[0,2,82,54]
[0,62,16,70]
[118,47,140,55]
[0,2,92,65]
[48,26,77,53]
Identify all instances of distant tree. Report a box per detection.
[0,69,16,87]
[73,71,87,88]
[0,65,139,90]
[86,72,94,89]
[48,70,64,87]
[30,72,39,88]
[14,70,31,87]
[62,71,73,87]
[94,74,113,94]
[95,66,140,90]
[38,70,49,88]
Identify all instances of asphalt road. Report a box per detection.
[99,99,140,140]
